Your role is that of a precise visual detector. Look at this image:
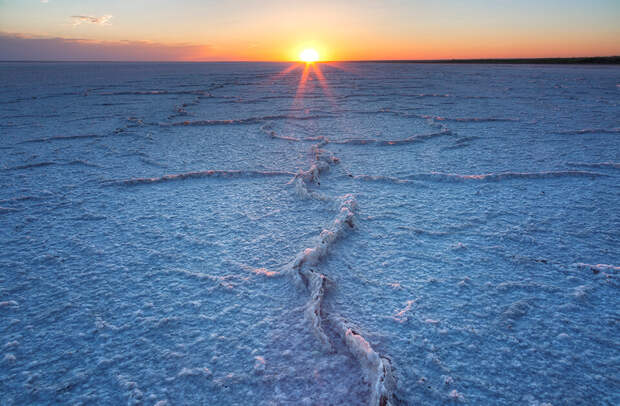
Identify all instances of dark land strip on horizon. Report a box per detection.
[352,56,620,64]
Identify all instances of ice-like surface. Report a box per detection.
[1,62,619,405]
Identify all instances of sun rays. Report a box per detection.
[264,48,361,115]
[271,61,343,109]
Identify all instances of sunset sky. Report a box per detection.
[1,0,619,61]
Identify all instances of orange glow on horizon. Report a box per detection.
[179,33,619,62]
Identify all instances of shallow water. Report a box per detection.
[1,62,619,405]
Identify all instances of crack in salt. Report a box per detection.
[282,138,398,406]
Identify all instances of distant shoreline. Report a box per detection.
[353,56,620,65]
[1,56,618,64]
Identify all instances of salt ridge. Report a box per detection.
[106,169,296,186]
[281,135,398,406]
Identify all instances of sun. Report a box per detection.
[299,48,319,63]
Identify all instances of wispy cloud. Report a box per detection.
[71,15,113,26]
[41,0,49,3]
[0,32,213,61]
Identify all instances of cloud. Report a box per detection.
[0,33,213,61]
[41,0,49,3]
[71,15,113,26]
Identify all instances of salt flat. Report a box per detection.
[0,62,618,405]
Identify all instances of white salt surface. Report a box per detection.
[0,62,619,405]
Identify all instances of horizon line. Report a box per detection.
[1,56,618,64]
